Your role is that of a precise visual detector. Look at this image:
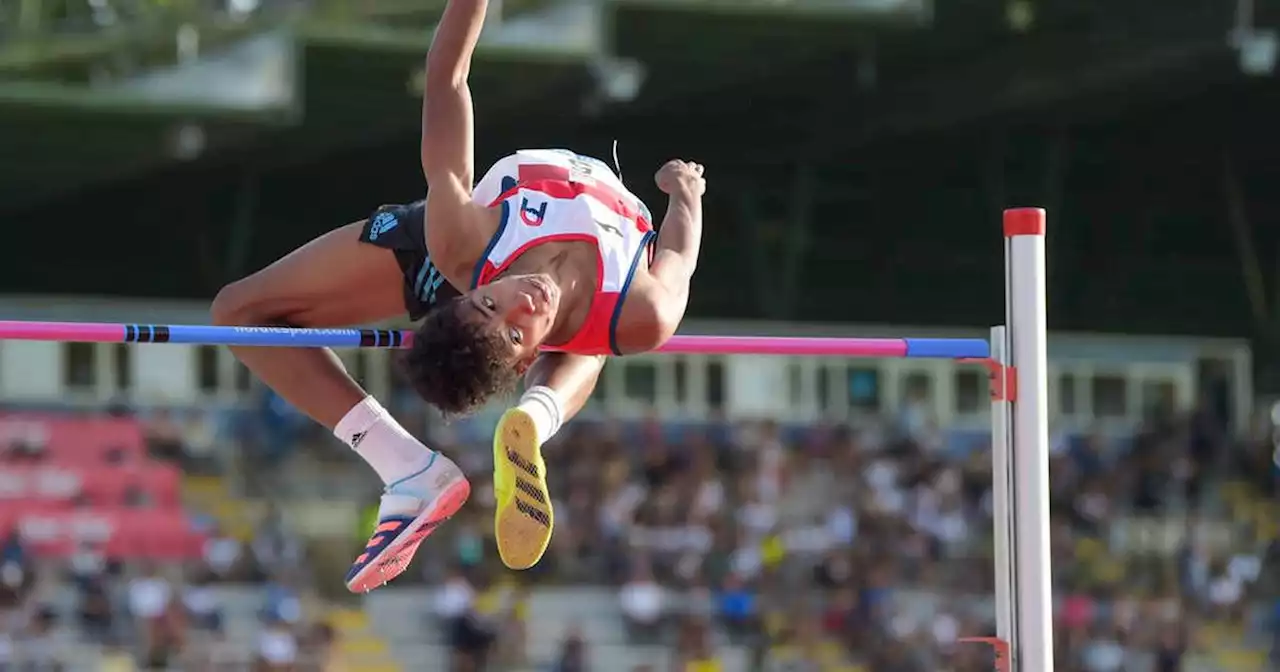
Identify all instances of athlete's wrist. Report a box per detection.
[667,187,702,204]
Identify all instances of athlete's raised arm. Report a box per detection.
[620,159,706,351]
[420,0,495,282]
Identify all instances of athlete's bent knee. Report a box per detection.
[211,279,269,326]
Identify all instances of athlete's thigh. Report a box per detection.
[222,221,406,327]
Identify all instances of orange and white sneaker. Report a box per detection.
[492,407,554,570]
[345,454,470,593]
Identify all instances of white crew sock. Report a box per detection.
[516,385,565,442]
[334,396,437,488]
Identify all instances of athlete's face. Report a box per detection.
[463,273,561,366]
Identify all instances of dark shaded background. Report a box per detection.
[3,0,1280,381]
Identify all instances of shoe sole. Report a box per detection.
[345,478,471,593]
[493,408,555,570]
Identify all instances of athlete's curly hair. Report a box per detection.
[399,297,522,416]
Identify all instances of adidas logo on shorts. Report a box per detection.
[368,212,398,240]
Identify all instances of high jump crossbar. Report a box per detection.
[0,208,1051,671]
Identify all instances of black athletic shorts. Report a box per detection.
[357,200,461,321]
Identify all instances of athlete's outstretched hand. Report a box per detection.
[656,159,706,198]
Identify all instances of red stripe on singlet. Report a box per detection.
[514,164,652,232]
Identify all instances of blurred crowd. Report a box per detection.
[0,391,1276,671]
[0,409,335,671]
[422,397,1279,672]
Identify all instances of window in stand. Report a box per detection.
[900,370,933,404]
[1057,372,1079,416]
[624,360,658,405]
[707,359,726,411]
[1091,374,1127,419]
[113,344,132,392]
[63,343,96,389]
[234,362,253,393]
[954,368,986,415]
[847,365,881,412]
[788,361,804,407]
[196,346,220,393]
[674,357,689,405]
[1140,378,1177,418]
[817,366,832,414]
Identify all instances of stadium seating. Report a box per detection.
[0,414,146,462]
[0,414,203,560]
[0,463,180,505]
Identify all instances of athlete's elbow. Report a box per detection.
[211,277,292,327]
[210,281,254,326]
[424,59,469,92]
[633,304,686,353]
[639,321,682,353]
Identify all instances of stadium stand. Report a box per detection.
[0,396,1273,670]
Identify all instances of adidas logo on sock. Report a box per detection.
[351,431,367,448]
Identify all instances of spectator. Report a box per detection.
[191,622,243,671]
[435,567,475,622]
[1060,593,1095,633]
[254,616,297,672]
[435,569,492,672]
[180,411,220,473]
[1176,529,1211,606]
[251,505,303,579]
[929,610,959,653]
[493,581,530,667]
[551,625,588,672]
[100,640,136,672]
[868,639,925,672]
[20,605,65,670]
[127,563,178,666]
[127,564,171,627]
[201,523,243,581]
[0,542,31,614]
[820,587,857,639]
[301,622,337,671]
[262,575,302,627]
[716,573,758,641]
[143,409,187,463]
[257,389,306,466]
[1269,594,1280,670]
[894,385,932,445]
[1079,623,1125,671]
[183,570,222,633]
[78,576,115,645]
[5,432,46,463]
[68,539,107,590]
[1207,560,1244,622]
[761,618,823,672]
[672,617,720,672]
[0,531,24,567]
[619,560,664,642]
[1153,625,1186,672]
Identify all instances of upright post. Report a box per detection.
[988,326,1017,666]
[1003,207,1054,671]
